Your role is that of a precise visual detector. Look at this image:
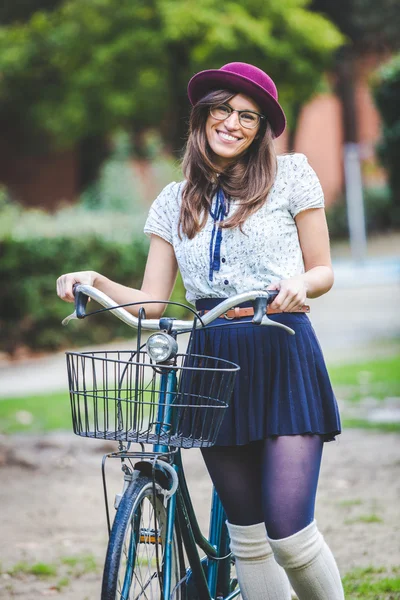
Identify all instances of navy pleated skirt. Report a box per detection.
[188,298,341,446]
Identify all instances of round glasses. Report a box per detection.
[210,104,265,129]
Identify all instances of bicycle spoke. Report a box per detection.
[102,475,182,600]
[116,492,169,599]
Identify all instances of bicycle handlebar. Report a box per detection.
[62,285,285,333]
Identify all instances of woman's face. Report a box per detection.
[205,93,262,168]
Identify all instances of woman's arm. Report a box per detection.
[269,208,334,312]
[56,235,178,319]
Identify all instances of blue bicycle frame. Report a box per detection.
[151,367,240,600]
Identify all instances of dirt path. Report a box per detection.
[0,428,399,599]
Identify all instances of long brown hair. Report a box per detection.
[180,89,277,239]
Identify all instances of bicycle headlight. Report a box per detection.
[146,333,178,363]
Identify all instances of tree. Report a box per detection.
[373,54,400,210]
[0,0,64,26]
[311,0,400,142]
[0,0,343,158]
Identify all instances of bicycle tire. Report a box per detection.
[101,474,183,600]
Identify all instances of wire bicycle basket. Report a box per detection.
[66,350,239,449]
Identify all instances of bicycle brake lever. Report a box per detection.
[260,314,295,335]
[62,284,90,326]
[62,311,78,326]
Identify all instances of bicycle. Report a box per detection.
[62,286,294,600]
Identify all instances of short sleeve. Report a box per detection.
[143,182,181,245]
[288,153,325,217]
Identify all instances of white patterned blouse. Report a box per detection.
[144,153,325,305]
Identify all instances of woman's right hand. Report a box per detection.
[56,271,98,303]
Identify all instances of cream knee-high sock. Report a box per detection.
[268,520,345,600]
[227,521,292,600]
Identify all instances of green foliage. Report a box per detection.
[372,54,400,207]
[311,0,400,51]
[0,232,189,355]
[0,203,146,243]
[0,143,188,356]
[80,132,180,212]
[351,0,400,50]
[0,235,148,354]
[326,184,400,239]
[0,0,343,153]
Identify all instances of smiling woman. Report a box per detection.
[57,61,343,600]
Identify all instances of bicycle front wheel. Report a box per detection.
[101,474,183,600]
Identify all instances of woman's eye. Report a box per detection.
[215,105,231,116]
[241,112,257,123]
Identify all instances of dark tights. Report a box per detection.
[201,435,324,540]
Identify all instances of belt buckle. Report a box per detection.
[223,311,235,320]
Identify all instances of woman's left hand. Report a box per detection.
[267,277,308,312]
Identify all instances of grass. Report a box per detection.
[342,566,400,599]
[9,561,57,577]
[61,553,98,576]
[337,498,363,508]
[55,577,70,590]
[6,559,400,598]
[0,391,72,433]
[328,353,400,432]
[345,513,384,525]
[6,554,99,590]
[342,418,400,433]
[328,355,400,402]
[0,389,153,434]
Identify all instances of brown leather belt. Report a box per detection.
[202,305,310,320]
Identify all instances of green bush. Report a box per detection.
[0,236,188,356]
[326,184,400,239]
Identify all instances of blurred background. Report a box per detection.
[0,1,399,598]
[0,0,399,355]
[1,0,400,353]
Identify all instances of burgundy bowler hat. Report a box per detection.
[187,62,286,138]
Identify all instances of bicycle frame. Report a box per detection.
[153,367,239,600]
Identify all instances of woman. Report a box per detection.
[57,62,344,600]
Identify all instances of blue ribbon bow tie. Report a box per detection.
[209,186,230,281]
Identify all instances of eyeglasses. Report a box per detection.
[209,104,266,129]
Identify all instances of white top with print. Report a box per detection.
[143,153,325,305]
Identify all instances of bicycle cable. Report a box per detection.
[72,298,202,320]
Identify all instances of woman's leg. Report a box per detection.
[260,435,344,600]
[202,444,291,600]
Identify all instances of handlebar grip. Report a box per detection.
[252,291,279,324]
[73,284,89,319]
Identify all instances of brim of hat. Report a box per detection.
[187,70,286,138]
